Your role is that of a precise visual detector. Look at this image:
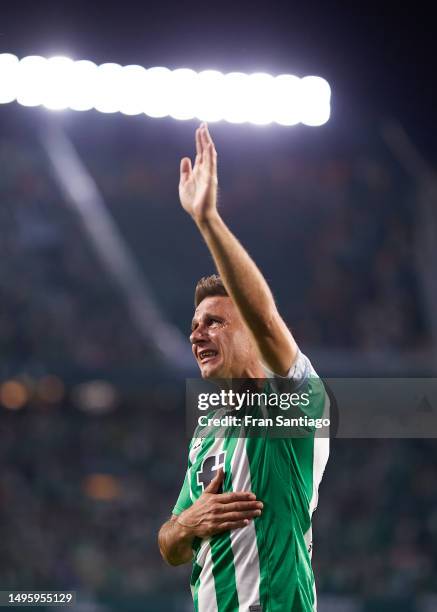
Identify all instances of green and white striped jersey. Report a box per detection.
[173,351,329,612]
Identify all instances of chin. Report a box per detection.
[200,361,223,379]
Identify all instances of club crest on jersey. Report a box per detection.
[196,451,226,491]
[192,438,203,451]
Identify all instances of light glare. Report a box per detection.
[142,67,173,118]
[43,56,75,110]
[300,76,331,126]
[273,75,302,126]
[16,56,48,107]
[246,73,275,125]
[222,72,249,124]
[195,70,225,122]
[1,54,331,126]
[0,54,19,103]
[168,68,198,121]
[68,60,98,111]
[119,65,148,116]
[94,63,123,113]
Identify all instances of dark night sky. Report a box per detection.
[1,1,436,157]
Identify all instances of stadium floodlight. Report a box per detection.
[43,56,75,110]
[0,53,331,126]
[195,70,226,122]
[119,65,148,116]
[68,60,99,111]
[221,72,246,123]
[300,76,331,126]
[0,53,19,104]
[168,68,198,121]
[246,72,275,125]
[273,75,302,126]
[94,63,124,113]
[16,55,48,107]
[142,66,173,118]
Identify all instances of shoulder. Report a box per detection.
[262,349,315,387]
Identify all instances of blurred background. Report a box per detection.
[0,2,437,611]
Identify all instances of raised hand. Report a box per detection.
[179,123,218,223]
[176,468,263,538]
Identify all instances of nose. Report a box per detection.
[190,323,208,345]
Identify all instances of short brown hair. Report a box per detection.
[194,274,228,307]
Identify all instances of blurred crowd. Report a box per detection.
[0,137,148,372]
[0,128,429,374]
[0,124,435,611]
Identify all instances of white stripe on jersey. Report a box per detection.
[195,437,225,610]
[308,386,330,612]
[309,391,330,516]
[229,437,261,609]
[197,545,218,612]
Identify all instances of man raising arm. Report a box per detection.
[178,123,298,377]
[158,124,329,612]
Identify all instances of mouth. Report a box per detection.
[197,349,219,364]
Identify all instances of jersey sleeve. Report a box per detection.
[262,348,311,387]
[172,466,193,516]
[262,349,327,420]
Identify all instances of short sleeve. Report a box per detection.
[172,468,193,516]
[262,349,327,421]
[262,349,312,388]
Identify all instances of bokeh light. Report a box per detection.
[168,68,198,121]
[1,380,28,410]
[16,55,48,107]
[36,375,65,404]
[195,70,225,122]
[43,56,75,110]
[82,474,121,501]
[142,67,173,118]
[68,60,99,111]
[94,62,123,114]
[0,53,19,104]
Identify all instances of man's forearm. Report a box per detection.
[197,214,275,331]
[196,213,297,374]
[158,517,194,566]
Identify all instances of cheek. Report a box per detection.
[230,331,251,357]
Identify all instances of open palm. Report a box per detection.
[179,123,218,222]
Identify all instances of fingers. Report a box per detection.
[195,127,202,161]
[215,519,251,532]
[180,157,192,183]
[195,123,217,169]
[218,500,263,512]
[217,491,257,502]
[204,467,224,494]
[219,509,262,522]
[199,123,209,149]
[200,123,217,175]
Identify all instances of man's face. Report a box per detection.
[190,296,257,378]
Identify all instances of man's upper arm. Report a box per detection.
[254,311,298,377]
[262,347,309,386]
[263,349,328,421]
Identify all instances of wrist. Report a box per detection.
[175,513,197,540]
[194,211,222,231]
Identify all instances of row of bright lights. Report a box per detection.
[0,53,331,126]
